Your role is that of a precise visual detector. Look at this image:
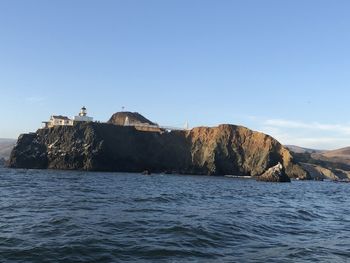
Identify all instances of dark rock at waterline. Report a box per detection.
[9,133,48,169]
[9,117,308,180]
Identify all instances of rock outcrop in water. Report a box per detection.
[9,113,308,180]
[256,163,291,182]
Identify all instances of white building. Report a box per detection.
[42,115,74,128]
[42,107,93,128]
[73,106,93,122]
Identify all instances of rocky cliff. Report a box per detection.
[9,120,308,179]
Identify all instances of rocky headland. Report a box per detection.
[8,112,308,181]
[289,148,350,181]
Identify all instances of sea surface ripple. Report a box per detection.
[1,167,350,262]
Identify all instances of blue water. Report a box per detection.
[1,167,350,262]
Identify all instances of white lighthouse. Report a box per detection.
[79,106,87,116]
[73,106,93,122]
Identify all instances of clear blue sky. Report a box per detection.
[1,0,350,149]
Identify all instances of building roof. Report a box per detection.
[51,115,70,120]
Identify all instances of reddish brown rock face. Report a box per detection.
[186,125,307,178]
[9,122,308,180]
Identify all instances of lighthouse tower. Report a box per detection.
[74,106,93,122]
[79,106,87,117]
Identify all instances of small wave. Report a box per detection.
[133,195,178,203]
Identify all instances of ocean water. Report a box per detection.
[1,168,350,262]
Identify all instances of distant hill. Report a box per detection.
[286,144,350,166]
[0,138,16,160]
[311,147,350,166]
[322,147,350,160]
[285,145,322,154]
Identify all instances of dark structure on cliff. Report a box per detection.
[9,113,308,180]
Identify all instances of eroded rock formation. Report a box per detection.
[256,163,291,182]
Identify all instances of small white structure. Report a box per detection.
[73,106,93,122]
[184,121,189,130]
[124,116,130,126]
[43,115,74,128]
[42,107,93,128]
